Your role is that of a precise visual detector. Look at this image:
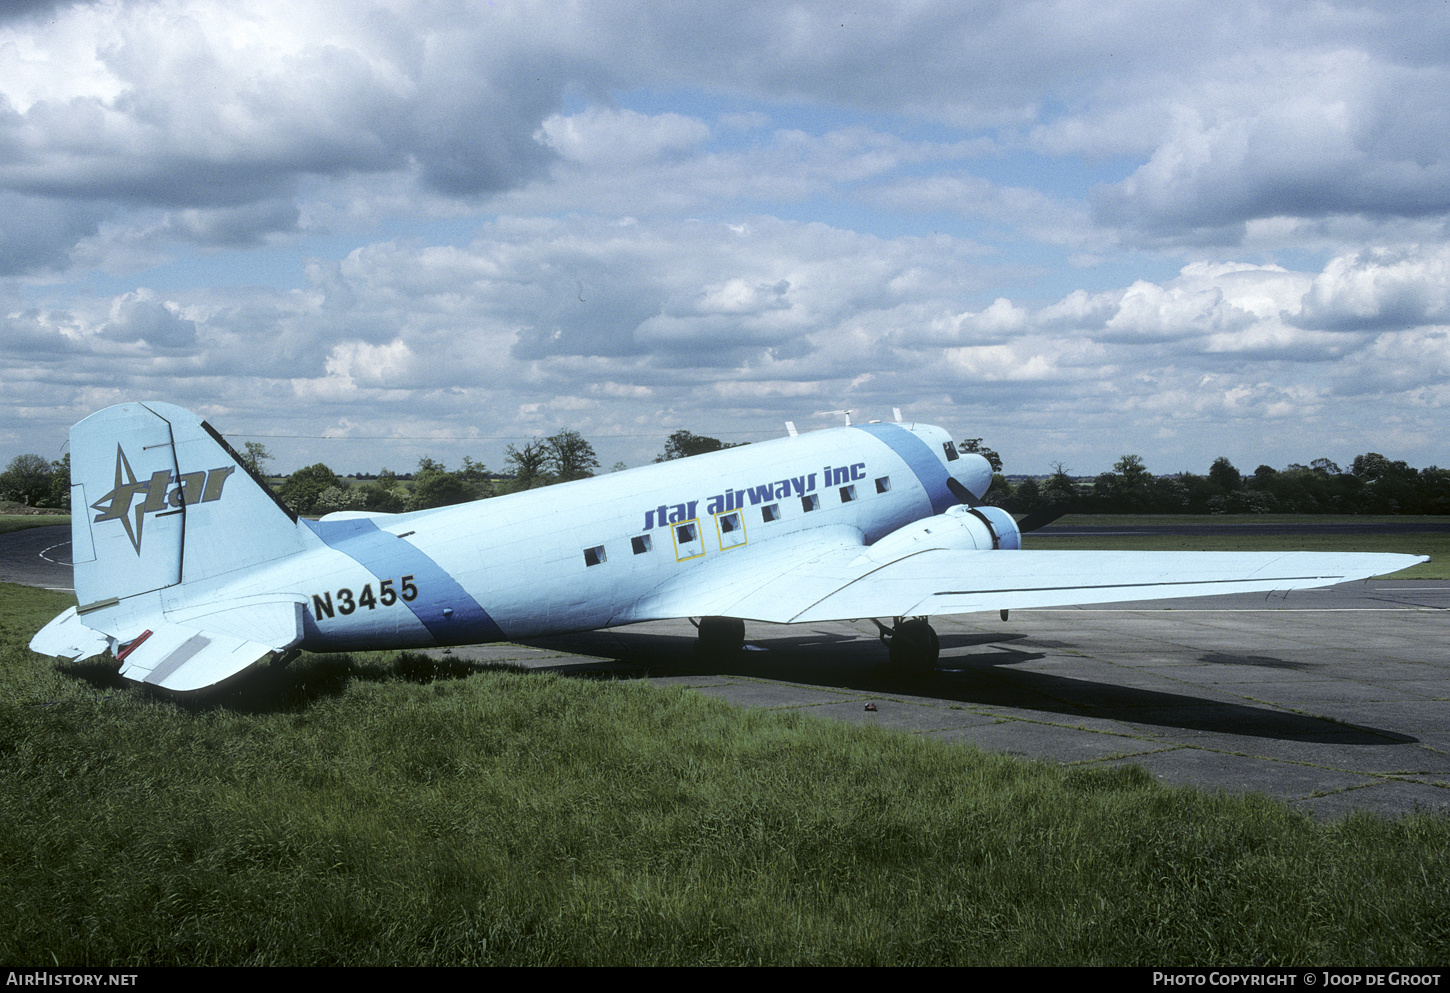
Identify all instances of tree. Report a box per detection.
[504,439,551,489]
[1007,475,1041,512]
[1041,462,1078,503]
[49,453,70,509]
[240,441,273,478]
[959,438,1003,473]
[358,480,406,513]
[1351,452,1412,481]
[314,485,366,516]
[1208,456,1241,493]
[457,456,490,486]
[0,454,54,507]
[1093,455,1152,512]
[656,430,744,462]
[277,463,341,516]
[1113,454,1151,490]
[546,429,599,481]
[410,465,471,509]
[506,431,600,488]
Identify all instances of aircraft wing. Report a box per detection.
[637,544,1426,624]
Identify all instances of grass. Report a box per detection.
[0,514,70,536]
[1031,515,1448,579]
[4,583,1449,966]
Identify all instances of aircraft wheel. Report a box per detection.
[888,617,939,674]
[696,616,745,655]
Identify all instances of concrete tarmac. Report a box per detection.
[9,523,1447,820]
[0,524,75,590]
[439,590,1450,822]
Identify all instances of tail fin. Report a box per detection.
[68,401,308,609]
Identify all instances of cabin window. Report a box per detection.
[717,511,746,550]
[839,485,857,503]
[876,476,891,494]
[762,503,780,522]
[802,494,820,512]
[583,545,606,567]
[673,519,704,561]
[631,534,652,554]
[943,441,960,462]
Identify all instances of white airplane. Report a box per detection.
[30,401,1426,693]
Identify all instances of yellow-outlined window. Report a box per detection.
[714,509,747,550]
[672,519,705,561]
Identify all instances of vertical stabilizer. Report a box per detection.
[69,402,310,608]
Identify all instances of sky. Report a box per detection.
[2,0,1449,479]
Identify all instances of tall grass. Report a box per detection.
[3,583,1448,965]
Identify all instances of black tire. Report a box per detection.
[888,618,939,673]
[696,616,745,655]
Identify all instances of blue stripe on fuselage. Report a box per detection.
[303,517,506,643]
[851,423,957,515]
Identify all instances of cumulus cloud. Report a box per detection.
[3,1,1450,476]
[1091,47,1450,243]
[98,291,198,350]
[0,192,108,275]
[536,108,711,168]
[1298,245,1450,331]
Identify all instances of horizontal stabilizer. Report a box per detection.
[118,599,303,691]
[29,607,112,661]
[31,598,304,693]
[115,623,282,692]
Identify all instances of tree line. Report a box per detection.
[265,427,739,516]
[5,431,1447,517]
[986,451,1450,516]
[0,454,68,510]
[268,428,750,515]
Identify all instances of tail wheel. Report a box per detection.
[887,617,939,673]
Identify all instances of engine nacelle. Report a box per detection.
[862,504,1021,562]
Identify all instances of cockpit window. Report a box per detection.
[943,441,960,462]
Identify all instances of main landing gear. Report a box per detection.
[691,614,940,673]
[693,615,746,656]
[874,616,940,674]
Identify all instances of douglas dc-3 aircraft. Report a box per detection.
[30,401,1426,693]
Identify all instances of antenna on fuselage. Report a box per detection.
[893,407,903,423]
[785,421,798,437]
[816,409,854,426]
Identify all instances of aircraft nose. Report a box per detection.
[956,453,993,500]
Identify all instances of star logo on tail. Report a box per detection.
[90,445,151,554]
[89,446,238,556]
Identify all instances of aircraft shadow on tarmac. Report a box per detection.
[41,620,1415,745]
[523,627,1417,747]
